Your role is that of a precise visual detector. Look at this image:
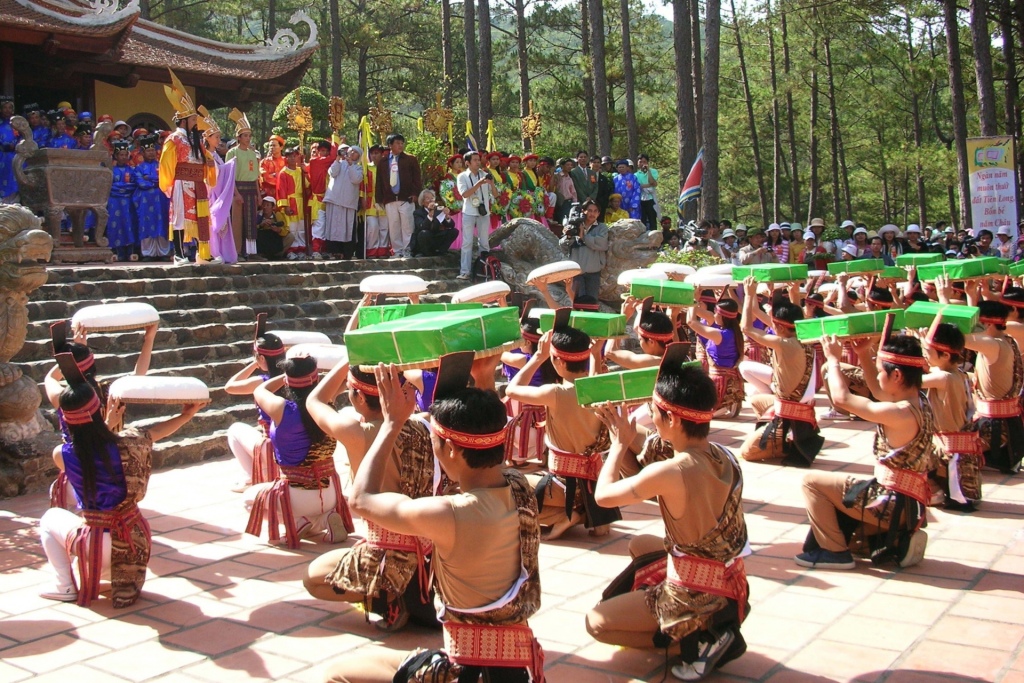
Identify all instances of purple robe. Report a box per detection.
[209,156,238,263]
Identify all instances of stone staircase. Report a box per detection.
[19,255,464,476]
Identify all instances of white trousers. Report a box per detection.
[39,507,111,592]
[739,360,773,395]
[227,422,262,481]
[365,214,390,254]
[384,201,414,256]
[460,213,491,276]
[141,236,172,258]
[243,480,339,536]
[287,217,307,249]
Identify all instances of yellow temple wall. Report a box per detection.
[94,80,193,126]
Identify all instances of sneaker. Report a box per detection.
[456,274,470,280]
[39,585,77,602]
[173,256,190,267]
[322,511,349,544]
[671,629,736,681]
[195,256,223,266]
[295,517,316,540]
[287,252,299,261]
[820,409,849,420]
[375,596,409,632]
[312,252,324,260]
[794,548,856,569]
[898,530,928,568]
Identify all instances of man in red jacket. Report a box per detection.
[374,133,421,258]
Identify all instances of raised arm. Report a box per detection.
[132,323,158,376]
[505,331,561,405]
[144,402,202,442]
[687,306,723,345]
[225,361,265,395]
[253,374,288,424]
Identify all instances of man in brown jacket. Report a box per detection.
[374,133,421,258]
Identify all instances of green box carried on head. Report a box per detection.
[575,367,661,407]
[795,309,905,342]
[1008,261,1024,278]
[345,308,521,368]
[732,263,809,283]
[827,258,885,275]
[903,301,979,335]
[895,253,943,267]
[878,266,907,281]
[630,279,695,306]
[358,303,483,328]
[538,311,628,339]
[916,259,987,282]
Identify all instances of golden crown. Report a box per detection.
[162,68,197,120]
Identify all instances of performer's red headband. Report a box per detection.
[639,328,675,343]
[552,346,591,362]
[63,393,101,425]
[806,298,825,309]
[255,343,286,357]
[431,419,508,449]
[715,306,738,319]
[76,353,95,372]
[877,350,929,368]
[652,391,714,423]
[348,373,379,397]
[980,315,1008,326]
[867,297,893,309]
[771,317,796,330]
[285,369,319,388]
[521,330,541,343]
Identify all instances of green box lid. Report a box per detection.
[903,301,979,335]
[795,309,905,342]
[575,367,660,407]
[345,307,521,368]
[827,258,885,275]
[916,259,987,281]
[630,278,695,305]
[732,263,809,282]
[358,303,483,328]
[878,266,907,280]
[895,253,943,267]
[974,256,1006,275]
[538,311,628,338]
[1008,261,1024,278]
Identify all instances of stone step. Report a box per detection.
[41,254,458,285]
[27,276,465,321]
[153,428,229,471]
[132,402,255,440]
[32,265,460,302]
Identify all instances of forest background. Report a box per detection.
[149,0,1014,231]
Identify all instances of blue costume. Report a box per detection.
[32,125,51,148]
[107,164,137,260]
[269,401,312,467]
[48,133,76,150]
[613,172,641,220]
[133,159,168,243]
[0,117,18,199]
[61,441,127,511]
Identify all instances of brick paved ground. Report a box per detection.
[2,398,1024,683]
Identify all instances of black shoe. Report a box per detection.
[781,452,813,468]
[943,498,977,513]
[794,548,856,569]
[671,629,736,680]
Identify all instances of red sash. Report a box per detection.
[251,419,280,485]
[71,505,150,607]
[767,399,817,428]
[874,462,930,508]
[976,397,1022,418]
[666,552,749,622]
[174,161,210,239]
[504,403,545,464]
[935,431,983,456]
[443,622,545,683]
[548,444,603,481]
[364,520,432,601]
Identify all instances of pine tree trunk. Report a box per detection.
[478,0,493,139]
[732,0,767,225]
[767,0,781,222]
[674,0,697,221]
[516,0,530,150]
[823,35,841,224]
[464,0,480,142]
[971,0,999,136]
[1002,0,1021,192]
[701,0,720,221]
[878,129,891,222]
[691,0,704,148]
[906,14,927,227]
[782,8,800,220]
[807,35,819,223]
[329,0,342,97]
[442,0,454,107]
[357,46,369,118]
[620,0,639,161]
[581,0,597,153]
[589,0,612,157]
[945,0,973,228]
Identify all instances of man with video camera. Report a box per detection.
[560,198,608,300]
[684,219,727,260]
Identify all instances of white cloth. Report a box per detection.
[324,159,362,209]
[460,213,491,276]
[287,216,306,250]
[456,169,492,216]
[228,422,262,480]
[141,237,172,258]
[39,507,111,592]
[243,480,339,537]
[385,201,415,256]
[320,203,356,242]
[739,360,773,396]
[365,214,390,253]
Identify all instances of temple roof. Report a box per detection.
[0,0,317,103]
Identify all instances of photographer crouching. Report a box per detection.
[559,198,608,300]
[409,189,459,257]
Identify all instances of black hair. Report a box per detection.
[386,133,405,145]
[53,340,105,402]
[980,300,1011,330]
[552,325,591,374]
[59,382,120,508]
[579,198,597,214]
[765,227,785,247]
[576,150,588,158]
[700,289,716,312]
[1003,286,1024,313]
[772,300,804,326]
[806,293,829,318]
[653,365,717,439]
[430,387,507,468]
[868,287,893,306]
[255,332,285,377]
[880,335,925,388]
[349,365,381,411]
[463,151,480,164]
[909,291,930,303]
[279,357,328,446]
[929,322,965,364]
[715,299,744,360]
[639,309,674,346]
[719,219,732,229]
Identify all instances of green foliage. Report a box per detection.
[272,87,329,129]
[405,133,450,190]
[656,249,726,268]
[820,227,847,243]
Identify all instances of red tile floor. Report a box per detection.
[2,402,1024,682]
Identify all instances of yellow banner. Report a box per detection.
[967,136,1018,237]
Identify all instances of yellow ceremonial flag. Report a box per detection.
[485,119,495,153]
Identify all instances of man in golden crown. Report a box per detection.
[158,69,220,266]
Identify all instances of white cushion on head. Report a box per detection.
[617,268,668,286]
[72,303,159,332]
[451,280,511,304]
[526,261,581,285]
[360,274,428,295]
[699,264,735,275]
[808,270,830,279]
[817,283,839,294]
[109,376,210,404]
[650,263,696,277]
[272,330,331,347]
[849,276,867,289]
[689,272,734,288]
[527,307,553,320]
[287,343,348,370]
